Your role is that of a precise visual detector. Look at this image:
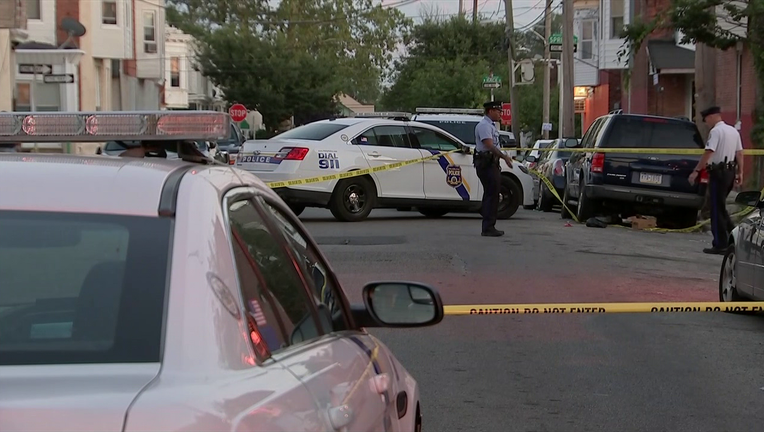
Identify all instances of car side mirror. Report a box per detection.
[461,146,472,154]
[209,142,217,149]
[524,155,536,163]
[564,138,579,148]
[735,190,764,208]
[355,282,444,328]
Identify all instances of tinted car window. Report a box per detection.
[0,211,172,366]
[410,127,460,151]
[417,120,479,145]
[227,199,320,351]
[604,116,704,149]
[273,123,349,141]
[260,200,349,333]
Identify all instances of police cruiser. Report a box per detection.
[237,112,534,222]
[0,110,443,432]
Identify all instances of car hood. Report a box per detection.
[0,363,160,432]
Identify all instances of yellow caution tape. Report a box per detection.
[445,302,764,315]
[264,149,460,189]
[508,147,764,155]
[527,167,759,233]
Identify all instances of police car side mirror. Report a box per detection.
[351,282,444,328]
[564,138,579,148]
[460,146,472,154]
[524,155,537,163]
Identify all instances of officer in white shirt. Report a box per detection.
[474,101,514,237]
[689,106,744,255]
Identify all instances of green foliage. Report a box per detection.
[381,14,563,136]
[167,0,410,128]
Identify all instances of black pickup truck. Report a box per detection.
[562,113,708,227]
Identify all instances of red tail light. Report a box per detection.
[528,162,537,170]
[699,168,709,184]
[591,153,605,173]
[553,160,564,176]
[278,147,309,160]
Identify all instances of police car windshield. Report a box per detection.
[272,122,350,141]
[0,210,172,366]
[416,120,479,145]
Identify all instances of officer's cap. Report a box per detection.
[483,101,503,110]
[700,106,721,120]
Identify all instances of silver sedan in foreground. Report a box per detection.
[0,111,443,432]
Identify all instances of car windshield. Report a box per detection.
[417,120,479,145]
[604,117,704,149]
[0,211,172,366]
[273,122,350,141]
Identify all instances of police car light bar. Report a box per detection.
[415,108,484,115]
[352,112,412,120]
[0,111,231,143]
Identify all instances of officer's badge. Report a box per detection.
[446,165,462,188]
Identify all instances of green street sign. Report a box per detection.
[482,75,502,83]
[548,33,578,45]
[240,119,250,129]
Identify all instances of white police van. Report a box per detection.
[237,112,535,222]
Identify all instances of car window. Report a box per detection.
[603,116,704,149]
[368,126,410,148]
[353,128,378,146]
[581,119,603,149]
[273,122,349,141]
[259,199,349,333]
[0,211,172,366]
[416,120,479,145]
[227,199,321,355]
[410,127,460,151]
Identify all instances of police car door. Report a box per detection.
[352,125,426,199]
[409,125,482,202]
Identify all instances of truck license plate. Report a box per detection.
[639,172,662,185]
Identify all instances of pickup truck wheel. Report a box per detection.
[498,176,522,219]
[329,177,376,222]
[576,181,596,221]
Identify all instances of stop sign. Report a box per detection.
[501,103,512,125]
[229,103,247,122]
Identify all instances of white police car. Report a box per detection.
[237,112,534,222]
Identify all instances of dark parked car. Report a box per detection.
[525,138,578,212]
[562,112,708,227]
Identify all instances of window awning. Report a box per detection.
[13,49,85,66]
[647,40,695,74]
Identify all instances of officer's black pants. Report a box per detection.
[476,162,501,232]
[709,168,735,249]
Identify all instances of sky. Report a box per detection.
[389,0,551,29]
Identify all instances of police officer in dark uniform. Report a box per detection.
[689,106,744,254]
[474,101,514,237]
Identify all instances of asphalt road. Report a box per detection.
[300,207,764,432]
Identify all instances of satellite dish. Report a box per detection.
[58,17,86,48]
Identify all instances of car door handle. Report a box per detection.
[367,151,381,157]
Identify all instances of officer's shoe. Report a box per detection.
[481,228,505,237]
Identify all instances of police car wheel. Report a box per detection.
[288,204,305,217]
[329,177,376,222]
[497,176,521,220]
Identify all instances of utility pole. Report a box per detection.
[561,0,575,137]
[503,0,520,137]
[542,0,552,139]
[473,0,478,23]
[459,0,464,16]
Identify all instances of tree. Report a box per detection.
[167,0,410,128]
[380,14,562,136]
[618,0,763,150]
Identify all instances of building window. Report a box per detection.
[610,0,624,39]
[27,0,41,20]
[143,11,157,54]
[14,82,62,112]
[102,0,117,25]
[580,20,596,60]
[170,57,180,87]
